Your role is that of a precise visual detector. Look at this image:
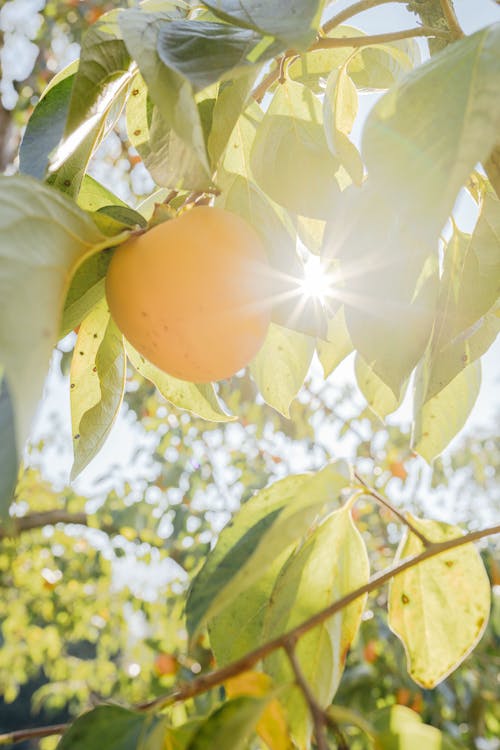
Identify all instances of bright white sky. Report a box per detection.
[24,0,500,511]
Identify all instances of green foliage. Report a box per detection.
[0,1,499,748]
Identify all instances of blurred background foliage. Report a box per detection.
[0,1,499,749]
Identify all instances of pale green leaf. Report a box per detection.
[251,80,341,219]
[317,307,353,378]
[60,250,115,338]
[188,696,268,750]
[363,24,500,246]
[388,515,491,688]
[413,360,481,463]
[295,215,325,255]
[70,302,126,479]
[348,40,419,90]
[126,342,234,422]
[372,705,445,750]
[0,175,107,450]
[323,67,363,185]
[263,505,370,748]
[77,175,129,212]
[201,0,324,50]
[222,100,263,177]
[0,373,17,523]
[250,323,314,417]
[186,460,351,638]
[207,71,260,167]
[119,9,211,188]
[57,705,167,750]
[355,354,405,419]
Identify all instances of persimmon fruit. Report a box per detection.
[105,206,272,382]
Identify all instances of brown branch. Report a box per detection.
[0,724,69,746]
[139,521,500,712]
[438,0,464,38]
[0,510,89,540]
[252,64,281,102]
[322,0,406,35]
[2,522,498,745]
[284,638,329,750]
[353,472,431,546]
[310,26,452,50]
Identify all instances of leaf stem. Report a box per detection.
[353,472,431,546]
[310,26,453,50]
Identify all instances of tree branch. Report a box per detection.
[139,521,500,712]
[284,638,329,750]
[353,472,431,546]
[310,26,452,50]
[2,521,498,745]
[438,0,464,38]
[322,0,407,35]
[0,510,89,540]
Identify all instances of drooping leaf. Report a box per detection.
[317,307,353,378]
[263,505,370,748]
[119,8,212,189]
[186,461,351,638]
[388,515,491,688]
[77,175,130,212]
[0,373,17,523]
[0,175,108,451]
[19,62,77,180]
[157,20,272,92]
[251,80,341,219]
[412,360,481,462]
[127,342,234,422]
[201,0,324,50]
[207,70,260,167]
[225,672,292,750]
[60,249,117,338]
[188,696,268,750]
[355,354,405,420]
[70,301,126,480]
[348,39,420,90]
[363,23,500,246]
[57,705,167,750]
[323,67,363,186]
[250,323,314,417]
[372,705,447,750]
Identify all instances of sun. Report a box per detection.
[299,255,337,307]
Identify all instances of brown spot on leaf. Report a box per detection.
[401,594,410,605]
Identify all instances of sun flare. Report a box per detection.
[299,255,337,306]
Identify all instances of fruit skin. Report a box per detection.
[105,206,272,382]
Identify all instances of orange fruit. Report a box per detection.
[105,206,272,382]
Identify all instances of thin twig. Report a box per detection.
[284,638,329,750]
[2,522,498,744]
[310,26,452,50]
[252,64,281,102]
[322,0,406,35]
[0,724,69,746]
[353,472,431,547]
[438,0,464,38]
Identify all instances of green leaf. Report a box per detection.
[186,460,351,638]
[363,23,500,246]
[64,11,131,135]
[317,308,353,378]
[412,360,481,463]
[126,342,234,422]
[0,175,107,451]
[355,354,405,419]
[119,9,212,188]
[263,505,370,748]
[0,373,18,523]
[157,20,270,92]
[324,186,439,396]
[60,249,116,338]
[188,696,268,750]
[70,300,126,480]
[388,515,491,688]
[201,0,324,50]
[372,705,446,750]
[323,67,363,186]
[77,175,130,212]
[207,71,260,167]
[19,64,76,180]
[57,705,167,750]
[251,80,341,219]
[348,39,420,90]
[250,323,314,417]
